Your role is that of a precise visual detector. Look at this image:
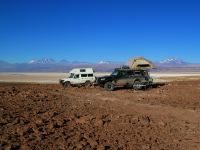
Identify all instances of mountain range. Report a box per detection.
[0,58,199,72]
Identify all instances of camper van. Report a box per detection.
[60,68,96,87]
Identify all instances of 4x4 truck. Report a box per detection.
[96,68,153,91]
[97,57,155,91]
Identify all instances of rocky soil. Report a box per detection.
[0,81,200,150]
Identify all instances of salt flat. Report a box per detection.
[0,72,109,83]
[150,72,200,82]
[0,72,200,83]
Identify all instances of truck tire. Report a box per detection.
[85,81,91,87]
[104,82,115,91]
[133,80,142,90]
[63,81,71,88]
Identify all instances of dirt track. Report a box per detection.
[0,81,200,150]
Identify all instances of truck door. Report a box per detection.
[114,71,127,85]
[115,70,134,86]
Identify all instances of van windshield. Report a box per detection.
[69,73,74,78]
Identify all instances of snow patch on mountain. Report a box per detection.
[98,61,112,64]
[160,58,187,65]
[28,58,55,64]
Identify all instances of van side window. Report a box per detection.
[74,74,79,78]
[88,74,93,77]
[80,69,86,72]
[81,74,87,77]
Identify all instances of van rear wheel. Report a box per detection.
[63,81,71,88]
[85,81,91,87]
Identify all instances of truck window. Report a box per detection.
[121,71,127,76]
[134,71,141,76]
[111,70,118,76]
[143,71,148,76]
[117,71,126,77]
[88,74,93,77]
[81,74,87,77]
[127,71,133,76]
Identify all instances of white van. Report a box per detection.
[59,68,96,87]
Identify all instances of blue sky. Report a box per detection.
[0,0,200,63]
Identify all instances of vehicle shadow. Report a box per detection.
[114,82,166,91]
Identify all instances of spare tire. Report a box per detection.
[133,80,142,90]
[104,82,115,91]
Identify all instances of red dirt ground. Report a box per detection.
[0,81,200,150]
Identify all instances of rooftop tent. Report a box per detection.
[127,57,155,70]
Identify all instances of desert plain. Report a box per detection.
[0,72,200,150]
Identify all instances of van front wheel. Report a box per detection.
[63,81,71,88]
